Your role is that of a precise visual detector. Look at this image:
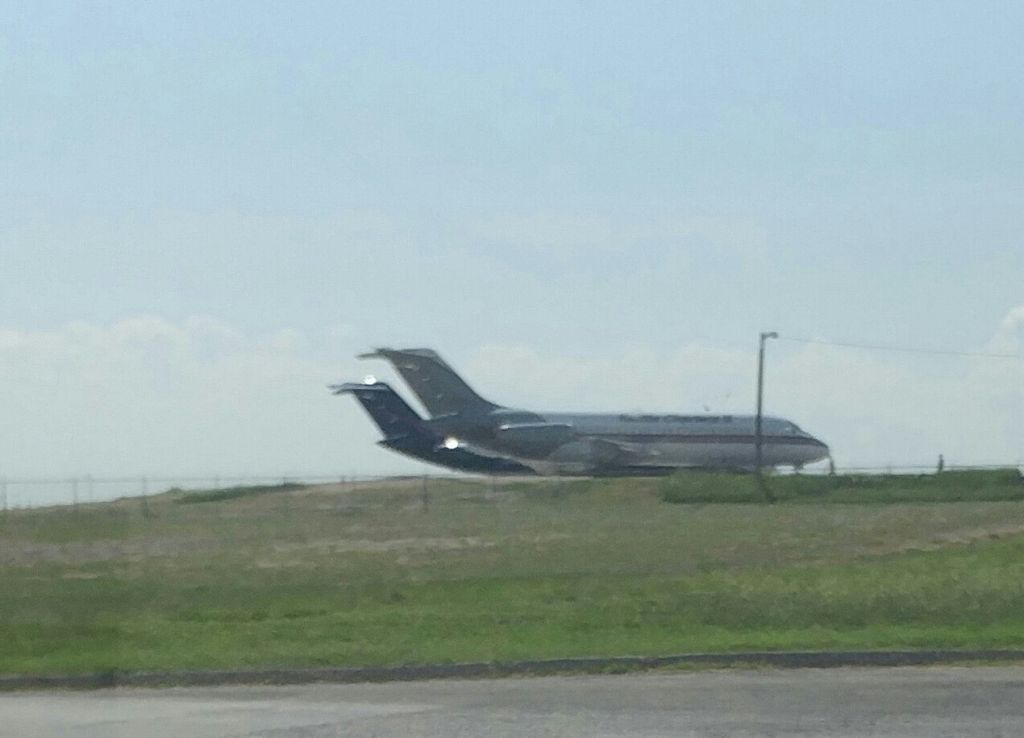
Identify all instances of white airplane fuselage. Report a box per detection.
[352,347,831,476]
[425,409,829,475]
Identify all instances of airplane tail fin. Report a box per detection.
[359,348,498,417]
[330,381,427,441]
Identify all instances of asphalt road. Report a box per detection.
[3,666,1023,737]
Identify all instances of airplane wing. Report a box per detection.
[496,425,661,468]
[496,422,575,448]
[586,438,660,465]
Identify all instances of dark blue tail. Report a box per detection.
[331,381,532,475]
[331,381,427,442]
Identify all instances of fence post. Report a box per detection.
[421,475,429,513]
[71,477,79,511]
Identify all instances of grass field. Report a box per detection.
[2,470,1024,676]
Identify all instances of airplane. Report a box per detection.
[343,347,830,476]
[331,379,533,475]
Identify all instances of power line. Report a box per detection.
[776,335,1024,361]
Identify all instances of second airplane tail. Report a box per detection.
[330,380,428,441]
[359,348,498,417]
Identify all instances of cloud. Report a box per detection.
[1,309,1021,506]
[0,316,424,483]
[465,306,1024,469]
[989,305,1024,354]
[466,343,753,413]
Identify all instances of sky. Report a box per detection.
[1,1,1022,494]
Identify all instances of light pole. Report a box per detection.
[755,331,778,503]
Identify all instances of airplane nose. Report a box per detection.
[808,435,830,461]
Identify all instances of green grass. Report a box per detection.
[659,468,1024,504]
[2,472,1024,675]
[175,482,305,504]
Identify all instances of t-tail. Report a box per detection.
[331,379,533,475]
[329,380,428,443]
[358,348,499,417]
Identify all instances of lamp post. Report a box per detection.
[755,331,778,503]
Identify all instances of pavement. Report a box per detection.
[2,666,1023,737]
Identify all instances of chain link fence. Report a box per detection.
[0,473,386,510]
[2,461,1023,511]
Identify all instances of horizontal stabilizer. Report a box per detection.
[330,382,393,395]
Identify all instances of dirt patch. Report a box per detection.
[272,536,497,555]
[0,537,213,568]
[250,536,500,570]
[870,522,1024,556]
